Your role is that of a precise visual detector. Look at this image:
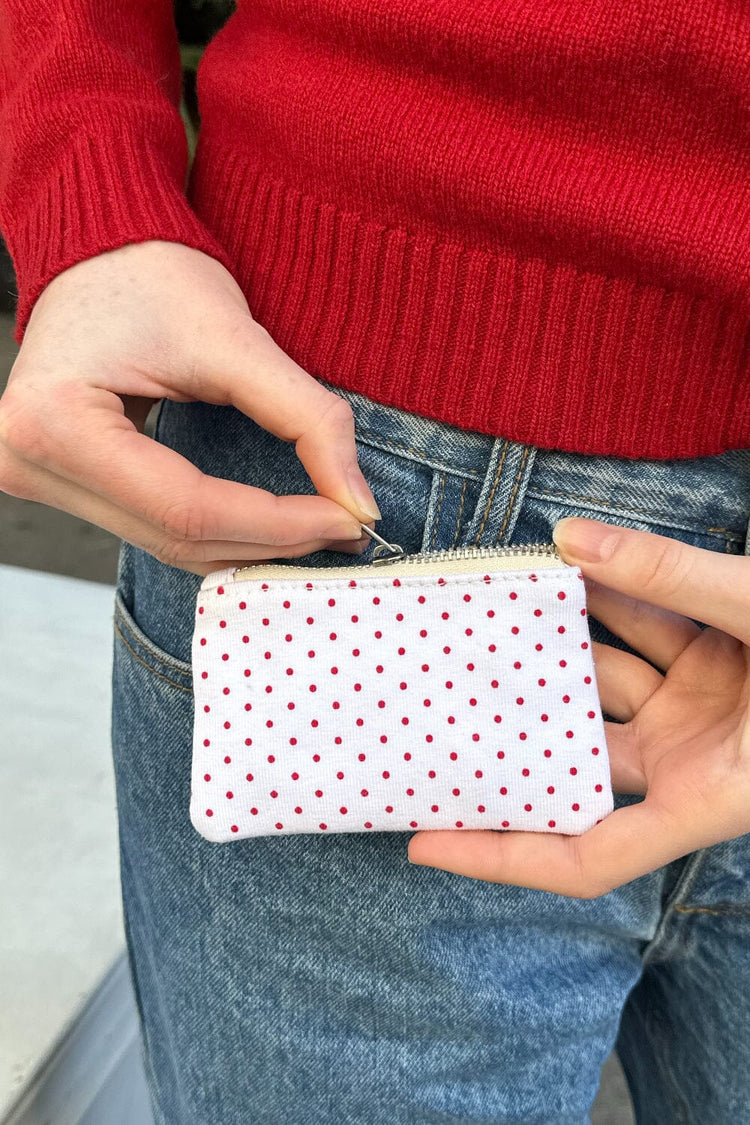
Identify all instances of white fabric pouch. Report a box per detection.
[190,542,613,841]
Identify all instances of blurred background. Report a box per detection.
[0,2,634,1120]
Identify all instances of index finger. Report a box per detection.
[552,518,750,645]
[27,386,366,545]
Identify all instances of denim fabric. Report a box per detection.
[111,382,750,1125]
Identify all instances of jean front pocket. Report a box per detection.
[114,588,193,694]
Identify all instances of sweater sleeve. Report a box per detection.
[0,0,235,343]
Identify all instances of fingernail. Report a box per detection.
[552,517,620,562]
[346,467,382,522]
[323,519,365,540]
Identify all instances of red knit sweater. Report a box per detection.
[1,2,748,458]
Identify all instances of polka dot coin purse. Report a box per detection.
[190,530,613,841]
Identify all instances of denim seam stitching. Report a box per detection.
[472,440,510,545]
[451,479,468,548]
[428,472,447,550]
[673,902,750,917]
[641,847,711,967]
[495,446,532,545]
[114,618,193,693]
[355,428,482,478]
[526,486,745,537]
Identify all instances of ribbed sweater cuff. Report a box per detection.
[5,129,235,343]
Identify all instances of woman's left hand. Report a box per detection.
[407,518,750,898]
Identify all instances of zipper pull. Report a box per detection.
[359,522,405,564]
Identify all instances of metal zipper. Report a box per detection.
[232,526,561,582]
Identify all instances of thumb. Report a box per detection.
[552,516,750,644]
[205,318,382,525]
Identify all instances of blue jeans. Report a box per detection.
[111,382,750,1124]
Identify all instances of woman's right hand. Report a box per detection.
[0,240,381,575]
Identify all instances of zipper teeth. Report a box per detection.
[230,541,560,583]
[373,542,558,565]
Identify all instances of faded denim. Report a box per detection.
[111,381,750,1124]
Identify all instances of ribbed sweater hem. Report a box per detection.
[190,138,749,461]
[7,129,235,342]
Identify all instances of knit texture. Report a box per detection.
[1,1,748,457]
[191,564,612,840]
